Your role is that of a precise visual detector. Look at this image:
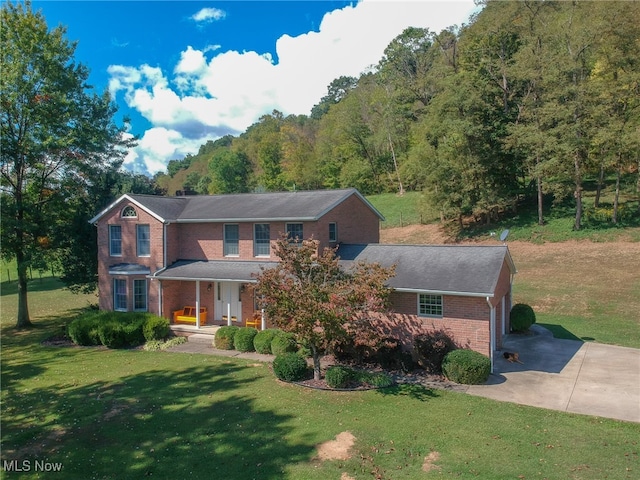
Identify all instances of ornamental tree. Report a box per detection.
[253,236,395,381]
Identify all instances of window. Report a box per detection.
[418,294,443,317]
[109,225,122,256]
[254,224,270,256]
[133,279,147,311]
[137,224,150,256]
[329,222,337,242]
[113,279,127,311]
[121,206,137,217]
[286,223,303,242]
[224,224,239,256]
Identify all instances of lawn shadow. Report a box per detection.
[1,361,316,479]
[374,383,440,401]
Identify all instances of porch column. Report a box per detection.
[195,280,201,329]
[261,308,266,330]
[227,303,232,326]
[487,297,496,374]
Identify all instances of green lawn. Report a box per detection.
[367,192,439,228]
[2,286,639,479]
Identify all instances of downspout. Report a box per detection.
[486,297,496,374]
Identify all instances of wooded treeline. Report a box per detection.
[159,0,640,230]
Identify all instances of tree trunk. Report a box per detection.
[573,153,583,231]
[388,133,404,196]
[536,165,544,226]
[16,251,32,329]
[595,163,605,208]
[311,347,322,381]
[612,152,621,224]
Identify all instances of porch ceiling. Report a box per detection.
[153,259,278,282]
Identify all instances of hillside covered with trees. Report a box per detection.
[155,0,639,231]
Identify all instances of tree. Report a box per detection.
[0,2,134,327]
[253,237,395,380]
[208,149,250,194]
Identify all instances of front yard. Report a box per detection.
[1,283,638,479]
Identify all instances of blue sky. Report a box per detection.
[31,1,478,175]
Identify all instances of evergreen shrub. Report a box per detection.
[442,349,491,385]
[272,353,308,381]
[270,331,297,356]
[253,329,278,354]
[234,327,258,352]
[413,330,458,373]
[325,366,355,388]
[510,303,536,332]
[214,325,239,350]
[143,315,170,341]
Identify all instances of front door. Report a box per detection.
[215,282,242,323]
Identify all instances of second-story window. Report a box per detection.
[137,224,150,256]
[224,224,239,256]
[329,222,337,242]
[254,224,270,257]
[109,225,122,256]
[286,223,303,242]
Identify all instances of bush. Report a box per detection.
[143,336,187,351]
[98,323,127,349]
[325,366,355,388]
[272,353,308,381]
[234,327,258,352]
[68,314,102,346]
[143,315,170,341]
[442,349,491,385]
[253,329,278,354]
[357,370,394,388]
[510,303,536,333]
[214,325,239,350]
[413,330,458,373]
[270,331,297,356]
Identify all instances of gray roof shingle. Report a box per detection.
[337,244,514,296]
[154,259,278,282]
[113,188,382,223]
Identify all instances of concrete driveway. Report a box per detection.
[466,325,640,423]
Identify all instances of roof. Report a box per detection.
[153,259,278,282]
[89,188,384,224]
[154,244,515,297]
[337,244,516,297]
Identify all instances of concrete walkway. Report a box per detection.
[466,325,640,423]
[167,325,640,423]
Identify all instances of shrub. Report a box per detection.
[234,327,258,352]
[143,315,170,341]
[143,336,187,351]
[98,323,127,349]
[214,325,239,350]
[270,331,297,356]
[272,353,308,381]
[357,370,394,388]
[68,314,102,346]
[253,329,278,354]
[413,330,458,373]
[442,349,491,385]
[325,366,355,388]
[510,303,536,333]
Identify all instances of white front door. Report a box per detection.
[215,282,242,323]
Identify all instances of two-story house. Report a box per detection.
[89,188,516,361]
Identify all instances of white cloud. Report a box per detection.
[112,0,478,175]
[191,7,226,23]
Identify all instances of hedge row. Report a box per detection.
[213,327,297,355]
[68,312,170,349]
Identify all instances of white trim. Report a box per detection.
[395,287,494,298]
[417,293,444,318]
[89,194,169,224]
[487,297,496,374]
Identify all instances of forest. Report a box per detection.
[155,0,640,231]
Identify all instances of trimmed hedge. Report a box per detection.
[510,303,536,333]
[270,331,297,356]
[234,327,258,352]
[442,349,491,385]
[143,315,170,341]
[413,330,458,373]
[214,325,239,350]
[253,329,278,354]
[272,353,308,381]
[68,311,159,348]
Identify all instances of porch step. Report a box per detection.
[187,333,215,345]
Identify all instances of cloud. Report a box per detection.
[191,7,226,23]
[111,0,477,175]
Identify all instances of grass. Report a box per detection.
[367,192,439,228]
[2,284,639,479]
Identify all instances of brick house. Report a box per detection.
[90,188,516,365]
